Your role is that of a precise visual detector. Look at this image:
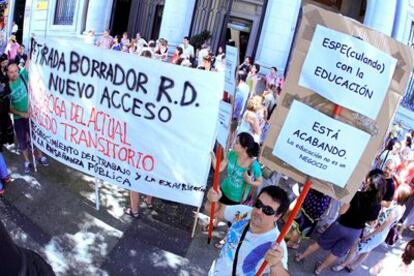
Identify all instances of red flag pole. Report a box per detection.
[256,104,342,275]
[208,145,223,244]
[333,105,342,118]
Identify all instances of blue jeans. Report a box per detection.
[0,153,8,179]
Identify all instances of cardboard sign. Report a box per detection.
[217,101,233,148]
[29,37,223,207]
[273,100,370,188]
[261,5,414,203]
[299,25,397,120]
[224,46,238,96]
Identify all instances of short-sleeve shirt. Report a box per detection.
[209,205,288,275]
[221,151,262,203]
[9,68,28,120]
[339,191,381,229]
[233,83,250,120]
[180,44,195,59]
[96,36,113,49]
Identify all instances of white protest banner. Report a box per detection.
[299,25,397,120]
[224,46,238,96]
[273,100,370,188]
[216,101,232,148]
[29,37,223,207]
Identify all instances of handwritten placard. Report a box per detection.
[273,100,370,188]
[216,101,232,148]
[29,38,223,207]
[224,46,238,96]
[299,25,397,120]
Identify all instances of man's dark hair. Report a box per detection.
[140,50,152,58]
[6,62,19,72]
[253,63,261,73]
[184,36,190,41]
[238,71,247,83]
[368,168,384,178]
[257,186,290,216]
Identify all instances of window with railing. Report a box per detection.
[401,21,414,111]
[53,0,77,25]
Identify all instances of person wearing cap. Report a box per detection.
[5,35,20,61]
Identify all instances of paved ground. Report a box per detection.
[1,146,413,275]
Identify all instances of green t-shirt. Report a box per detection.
[221,151,262,202]
[10,68,29,120]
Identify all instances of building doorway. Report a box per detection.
[225,17,252,62]
[150,4,164,40]
[110,0,132,38]
[12,0,26,43]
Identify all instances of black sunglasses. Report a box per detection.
[254,199,277,216]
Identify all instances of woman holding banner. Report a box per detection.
[208,132,262,232]
[295,169,386,275]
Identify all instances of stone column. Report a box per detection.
[363,0,397,36]
[84,0,114,34]
[392,0,410,42]
[158,0,196,48]
[254,0,301,75]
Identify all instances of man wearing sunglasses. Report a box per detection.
[206,186,290,276]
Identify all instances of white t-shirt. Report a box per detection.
[180,43,195,59]
[209,205,288,276]
[136,38,147,47]
[198,48,209,65]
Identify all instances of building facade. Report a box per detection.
[7,0,414,119]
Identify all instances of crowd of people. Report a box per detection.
[90,29,225,71]
[205,116,414,275]
[1,28,414,275]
